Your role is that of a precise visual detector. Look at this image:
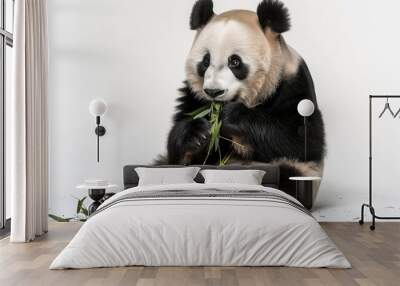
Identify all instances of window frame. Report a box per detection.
[0,0,13,233]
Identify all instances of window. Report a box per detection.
[0,0,13,233]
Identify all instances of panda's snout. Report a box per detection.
[204,88,225,98]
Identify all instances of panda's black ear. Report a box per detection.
[257,0,291,34]
[190,0,214,30]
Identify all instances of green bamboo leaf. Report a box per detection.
[214,135,220,152]
[80,207,89,216]
[208,139,215,154]
[210,122,215,133]
[192,102,228,164]
[211,123,219,138]
[210,136,218,153]
[216,120,222,132]
[220,151,233,166]
[185,105,211,118]
[76,199,82,214]
[212,125,220,152]
[76,196,87,214]
[48,214,72,222]
[214,103,222,111]
[193,108,211,119]
[208,130,217,153]
[216,126,221,133]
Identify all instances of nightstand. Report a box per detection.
[289,177,321,210]
[76,182,118,215]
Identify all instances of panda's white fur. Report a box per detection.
[186,10,301,108]
[163,1,326,202]
[184,10,321,179]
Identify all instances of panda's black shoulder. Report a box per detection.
[283,58,315,91]
[290,59,317,102]
[173,81,208,122]
[266,59,317,110]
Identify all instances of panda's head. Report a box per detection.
[185,0,300,107]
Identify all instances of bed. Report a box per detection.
[50,164,350,269]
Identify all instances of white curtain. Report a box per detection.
[9,0,49,242]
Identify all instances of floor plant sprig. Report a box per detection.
[48,196,89,222]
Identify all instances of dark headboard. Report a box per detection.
[123,164,280,189]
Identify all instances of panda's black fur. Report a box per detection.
[257,0,291,33]
[190,0,214,30]
[162,0,326,196]
[167,59,325,165]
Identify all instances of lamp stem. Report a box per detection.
[96,116,100,162]
[304,116,307,162]
[97,127,99,162]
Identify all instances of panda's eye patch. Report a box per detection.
[197,53,210,77]
[228,55,242,69]
[228,54,248,80]
[202,53,210,67]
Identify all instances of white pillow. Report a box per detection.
[135,167,200,186]
[200,169,266,185]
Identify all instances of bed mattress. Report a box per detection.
[50,183,350,269]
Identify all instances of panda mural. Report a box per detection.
[161,0,326,197]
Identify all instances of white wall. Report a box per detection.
[48,0,400,221]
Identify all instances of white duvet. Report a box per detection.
[50,183,350,269]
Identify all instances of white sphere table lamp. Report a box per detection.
[297,99,315,161]
[89,99,108,162]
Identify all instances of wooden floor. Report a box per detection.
[0,222,399,286]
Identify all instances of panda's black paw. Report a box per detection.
[180,118,211,155]
[167,118,211,164]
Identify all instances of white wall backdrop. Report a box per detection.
[48,0,400,221]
